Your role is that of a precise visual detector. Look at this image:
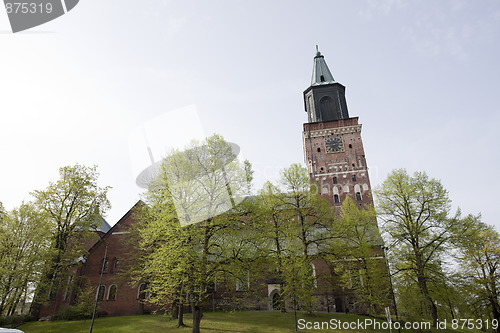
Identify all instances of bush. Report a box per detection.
[0,314,32,328]
[53,303,93,321]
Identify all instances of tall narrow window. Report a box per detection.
[352,175,356,182]
[308,263,318,288]
[114,260,120,271]
[48,275,60,300]
[108,285,117,301]
[319,96,334,119]
[356,192,362,201]
[97,285,106,301]
[63,276,73,302]
[138,283,147,300]
[334,194,339,203]
[103,260,109,271]
[236,271,249,291]
[333,177,337,184]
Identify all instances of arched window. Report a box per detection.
[137,283,147,300]
[103,260,109,271]
[334,194,339,203]
[307,96,314,122]
[317,147,321,153]
[333,176,337,184]
[108,285,117,301]
[352,175,357,182]
[63,276,73,302]
[308,263,318,288]
[236,271,249,291]
[114,260,120,270]
[319,96,334,119]
[356,192,362,201]
[97,285,106,301]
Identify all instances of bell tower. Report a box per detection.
[303,49,373,207]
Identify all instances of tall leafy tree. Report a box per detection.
[132,135,253,333]
[0,202,51,316]
[252,181,289,312]
[30,164,110,318]
[330,196,389,316]
[375,169,455,326]
[253,164,333,327]
[277,164,332,261]
[455,215,500,332]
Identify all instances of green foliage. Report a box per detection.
[375,169,458,325]
[0,314,32,328]
[30,164,110,317]
[31,164,111,256]
[130,135,254,333]
[453,215,500,326]
[330,197,389,316]
[148,134,252,227]
[0,202,52,316]
[52,303,93,321]
[254,164,334,318]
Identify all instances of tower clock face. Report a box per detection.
[325,136,345,153]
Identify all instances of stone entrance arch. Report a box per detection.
[267,285,281,311]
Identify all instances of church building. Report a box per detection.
[38,50,383,318]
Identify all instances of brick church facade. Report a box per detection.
[39,50,386,318]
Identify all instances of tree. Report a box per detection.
[330,196,389,316]
[253,164,333,329]
[30,164,110,318]
[0,202,51,316]
[277,164,333,261]
[455,215,500,332]
[132,134,253,333]
[375,169,455,326]
[252,181,289,312]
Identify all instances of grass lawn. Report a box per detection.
[18,311,482,333]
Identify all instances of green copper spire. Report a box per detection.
[311,46,335,86]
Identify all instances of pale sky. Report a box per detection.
[1,0,499,230]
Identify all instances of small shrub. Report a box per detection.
[53,303,93,321]
[0,314,32,328]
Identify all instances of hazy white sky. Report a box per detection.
[1,0,499,229]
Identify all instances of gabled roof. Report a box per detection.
[87,200,145,255]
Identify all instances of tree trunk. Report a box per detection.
[293,294,298,332]
[172,299,178,320]
[447,299,455,320]
[177,298,185,328]
[30,248,64,319]
[415,252,438,326]
[489,296,500,333]
[191,304,202,333]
